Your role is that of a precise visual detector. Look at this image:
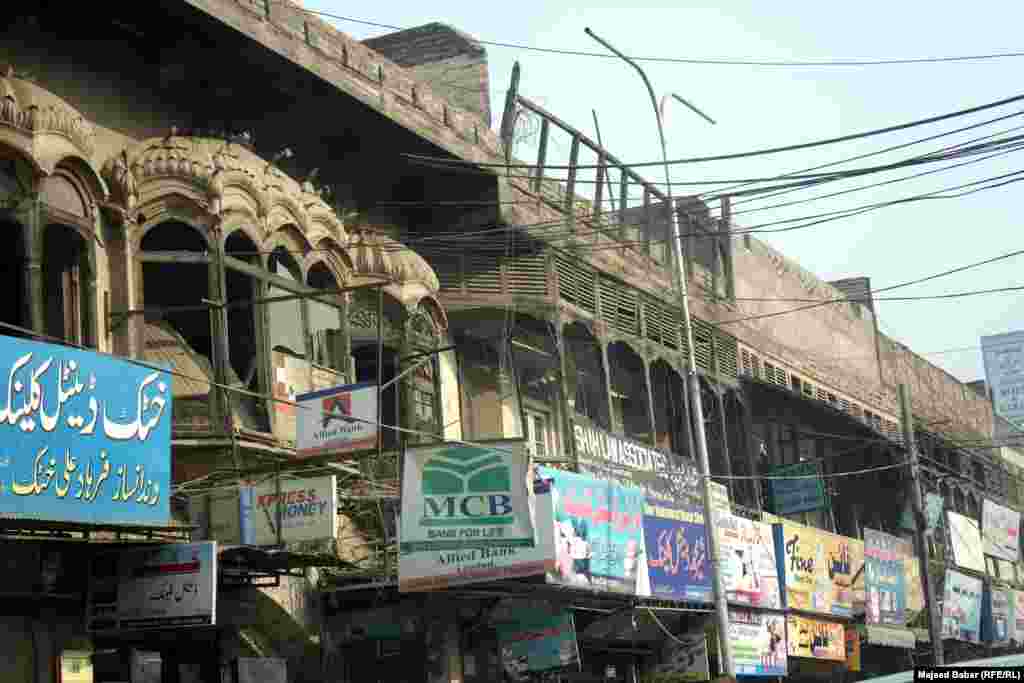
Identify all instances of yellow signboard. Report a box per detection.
[60,651,93,683]
[787,615,846,662]
[779,522,863,618]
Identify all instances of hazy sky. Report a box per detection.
[305,0,1024,384]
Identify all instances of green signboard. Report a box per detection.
[767,462,826,515]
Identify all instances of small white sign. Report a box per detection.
[87,542,217,632]
[295,383,378,458]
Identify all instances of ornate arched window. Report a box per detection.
[564,322,610,431]
[608,341,651,444]
[306,261,346,371]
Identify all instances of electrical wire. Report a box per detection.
[402,92,1024,169]
[296,6,1024,68]
[0,318,924,485]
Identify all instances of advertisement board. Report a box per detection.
[897,538,925,616]
[0,335,172,525]
[941,569,983,643]
[845,628,861,672]
[786,615,846,661]
[87,542,217,632]
[982,498,1021,562]
[1011,590,1024,644]
[398,440,536,591]
[717,514,781,609]
[495,610,580,680]
[573,413,700,502]
[295,382,378,458]
[981,331,1024,428]
[984,586,1012,646]
[545,467,645,594]
[776,521,864,618]
[727,608,787,677]
[239,475,337,546]
[767,462,826,515]
[947,511,986,574]
[189,475,338,548]
[864,528,907,626]
[641,498,713,603]
[401,479,556,592]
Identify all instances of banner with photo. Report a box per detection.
[727,608,787,677]
[640,498,714,603]
[947,511,986,574]
[543,467,645,594]
[982,499,1021,562]
[786,615,846,661]
[864,528,907,627]
[775,521,864,618]
[495,609,580,681]
[941,569,983,643]
[399,440,536,592]
[717,514,782,609]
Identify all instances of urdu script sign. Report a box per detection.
[0,336,172,525]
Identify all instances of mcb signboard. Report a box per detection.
[0,335,171,526]
[399,439,536,591]
[295,382,377,458]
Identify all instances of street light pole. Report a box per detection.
[584,27,735,677]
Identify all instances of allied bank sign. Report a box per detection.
[0,335,171,525]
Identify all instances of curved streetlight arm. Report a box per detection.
[584,28,672,196]
[584,26,736,678]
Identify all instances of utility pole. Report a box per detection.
[584,27,734,677]
[899,383,944,665]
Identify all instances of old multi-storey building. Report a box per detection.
[2,2,1019,682]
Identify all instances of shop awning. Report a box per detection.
[863,625,917,649]
[0,516,194,543]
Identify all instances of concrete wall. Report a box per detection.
[364,23,492,127]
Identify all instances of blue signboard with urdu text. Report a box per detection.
[0,335,171,525]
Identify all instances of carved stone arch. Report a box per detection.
[221,216,268,266]
[266,194,311,237]
[52,154,107,204]
[132,194,216,253]
[306,237,352,284]
[219,175,268,233]
[307,211,345,244]
[417,295,448,333]
[263,223,311,265]
[0,71,98,177]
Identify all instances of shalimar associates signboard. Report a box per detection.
[0,336,172,525]
[572,413,701,502]
[399,439,537,592]
[767,462,827,516]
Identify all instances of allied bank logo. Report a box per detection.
[421,446,513,527]
[322,392,355,429]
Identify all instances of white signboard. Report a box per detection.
[87,542,217,632]
[399,439,536,592]
[983,498,1021,562]
[241,475,338,546]
[947,511,986,574]
[400,482,555,592]
[295,383,378,458]
[982,331,1024,428]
